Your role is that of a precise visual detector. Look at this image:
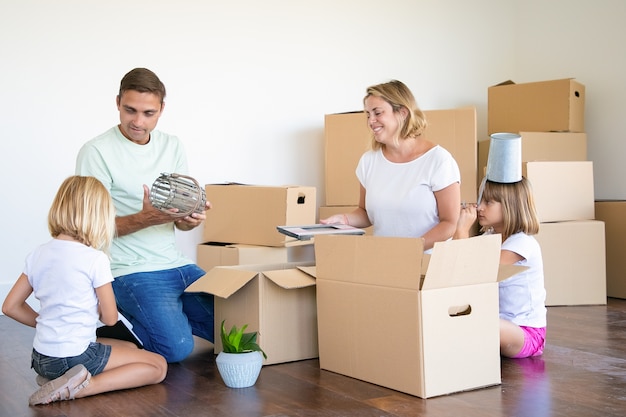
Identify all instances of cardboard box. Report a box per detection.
[318,205,373,235]
[535,220,606,306]
[478,132,587,184]
[523,161,595,223]
[197,242,315,273]
[324,112,370,206]
[594,201,626,299]
[203,184,316,247]
[488,78,585,134]
[186,262,318,365]
[314,233,524,398]
[324,107,477,206]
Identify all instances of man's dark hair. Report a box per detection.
[118,68,166,103]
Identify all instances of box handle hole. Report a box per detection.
[448,304,472,317]
[297,194,306,204]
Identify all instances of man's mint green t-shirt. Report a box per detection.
[76,126,193,277]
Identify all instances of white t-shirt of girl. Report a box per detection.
[24,239,114,357]
[499,232,547,327]
[356,145,460,238]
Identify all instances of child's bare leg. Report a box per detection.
[73,342,167,398]
[500,318,525,358]
[97,337,139,349]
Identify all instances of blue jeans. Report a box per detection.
[111,264,214,363]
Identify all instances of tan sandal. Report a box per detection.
[29,364,91,406]
[35,374,50,386]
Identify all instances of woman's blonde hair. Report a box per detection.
[48,176,116,252]
[480,177,540,242]
[364,80,428,150]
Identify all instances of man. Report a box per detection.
[76,68,214,363]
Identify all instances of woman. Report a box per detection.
[321,80,461,250]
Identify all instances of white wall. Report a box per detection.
[2,0,625,305]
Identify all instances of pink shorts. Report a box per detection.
[513,326,546,358]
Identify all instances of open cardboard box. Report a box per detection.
[314,233,525,398]
[186,261,318,365]
[196,242,315,273]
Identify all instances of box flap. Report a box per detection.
[185,267,259,298]
[315,235,424,290]
[494,79,515,87]
[297,265,317,278]
[263,268,317,289]
[492,78,576,88]
[421,254,431,276]
[186,261,314,297]
[423,234,501,290]
[497,264,529,282]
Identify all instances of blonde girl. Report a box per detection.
[2,176,167,406]
[455,178,547,358]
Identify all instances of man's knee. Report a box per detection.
[156,336,195,363]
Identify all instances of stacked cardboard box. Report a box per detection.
[485,78,606,306]
[323,107,478,232]
[594,200,626,299]
[186,184,319,364]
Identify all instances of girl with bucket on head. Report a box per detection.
[454,133,547,358]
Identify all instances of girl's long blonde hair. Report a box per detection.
[48,176,116,252]
[480,177,540,242]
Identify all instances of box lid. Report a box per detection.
[263,268,316,289]
[490,78,577,88]
[185,261,315,298]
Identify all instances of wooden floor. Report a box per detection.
[2,299,626,417]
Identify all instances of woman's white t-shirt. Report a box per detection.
[356,145,460,238]
[25,239,114,357]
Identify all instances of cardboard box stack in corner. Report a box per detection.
[594,200,626,299]
[485,78,606,306]
[314,233,526,398]
[323,107,477,230]
[188,183,319,365]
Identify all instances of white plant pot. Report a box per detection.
[215,351,263,388]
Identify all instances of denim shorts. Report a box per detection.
[31,342,111,379]
[513,326,546,358]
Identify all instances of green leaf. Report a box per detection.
[220,320,267,358]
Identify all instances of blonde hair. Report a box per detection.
[480,177,540,242]
[364,80,428,150]
[48,176,116,252]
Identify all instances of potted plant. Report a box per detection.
[215,320,267,388]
